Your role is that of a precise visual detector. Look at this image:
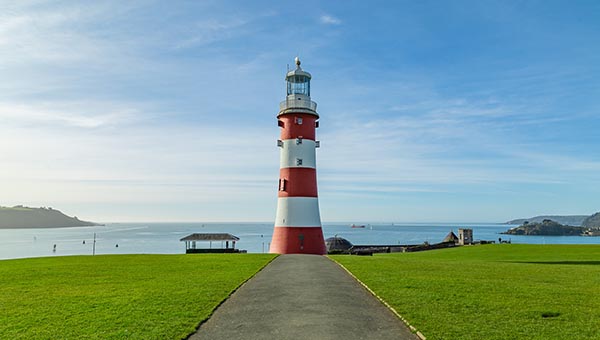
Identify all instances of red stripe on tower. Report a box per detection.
[270,57,326,255]
[278,168,318,198]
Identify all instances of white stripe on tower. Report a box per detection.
[279,139,317,169]
[275,197,321,227]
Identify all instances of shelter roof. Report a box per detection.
[180,233,240,242]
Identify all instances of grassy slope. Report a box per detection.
[332,245,600,340]
[0,254,275,340]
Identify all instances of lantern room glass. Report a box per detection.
[287,75,310,96]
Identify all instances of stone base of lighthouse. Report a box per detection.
[270,226,326,254]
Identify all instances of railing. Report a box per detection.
[279,97,317,112]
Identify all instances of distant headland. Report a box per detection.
[0,206,102,229]
[582,212,600,228]
[505,215,589,226]
[502,218,600,236]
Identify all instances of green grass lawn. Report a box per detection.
[331,245,600,340]
[0,254,276,340]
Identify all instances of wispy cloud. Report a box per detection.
[320,14,341,25]
[315,86,599,198]
[0,120,278,219]
[173,18,250,49]
[0,2,143,66]
[0,101,143,128]
[172,10,279,50]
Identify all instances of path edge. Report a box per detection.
[328,256,427,340]
[183,254,280,340]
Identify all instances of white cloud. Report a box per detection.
[0,2,140,65]
[314,90,597,195]
[0,101,143,128]
[173,18,250,49]
[172,10,279,50]
[320,15,341,25]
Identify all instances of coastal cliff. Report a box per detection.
[0,206,102,229]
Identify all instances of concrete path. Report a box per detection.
[190,254,419,340]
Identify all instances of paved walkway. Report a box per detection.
[190,254,418,340]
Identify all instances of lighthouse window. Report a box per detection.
[279,179,287,191]
[295,117,303,125]
[278,120,284,128]
[296,158,303,166]
[296,138,302,145]
[287,75,310,96]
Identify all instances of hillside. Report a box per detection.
[0,206,101,229]
[502,219,586,236]
[582,212,600,228]
[505,215,588,226]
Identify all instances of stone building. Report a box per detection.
[458,228,473,245]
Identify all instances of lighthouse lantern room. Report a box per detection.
[270,58,326,255]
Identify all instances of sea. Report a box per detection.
[1,222,599,260]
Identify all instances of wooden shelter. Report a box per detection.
[180,233,240,253]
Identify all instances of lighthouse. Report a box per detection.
[270,58,326,255]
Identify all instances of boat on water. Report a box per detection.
[351,224,366,228]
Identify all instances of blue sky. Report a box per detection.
[1,1,599,222]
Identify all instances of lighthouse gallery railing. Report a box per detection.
[279,97,317,112]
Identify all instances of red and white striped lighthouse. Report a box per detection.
[270,57,326,255]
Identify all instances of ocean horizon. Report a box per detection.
[1,222,599,261]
